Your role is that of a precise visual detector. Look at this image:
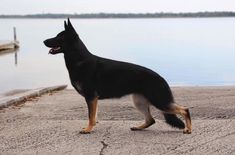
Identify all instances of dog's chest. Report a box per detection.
[72,81,83,94]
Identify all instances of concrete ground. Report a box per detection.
[0,87,235,155]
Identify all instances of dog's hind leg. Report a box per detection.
[131,94,155,131]
[164,104,192,134]
[80,96,98,134]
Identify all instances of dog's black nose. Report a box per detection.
[43,39,51,47]
[43,40,48,45]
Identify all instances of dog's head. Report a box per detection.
[44,18,78,54]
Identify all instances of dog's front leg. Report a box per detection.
[80,96,98,134]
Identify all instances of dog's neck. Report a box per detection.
[64,38,92,58]
[64,38,94,70]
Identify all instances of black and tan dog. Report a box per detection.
[44,19,192,134]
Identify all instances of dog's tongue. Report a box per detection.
[49,47,61,54]
[49,49,54,54]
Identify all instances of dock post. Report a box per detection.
[15,51,18,66]
[13,27,18,48]
[13,27,16,41]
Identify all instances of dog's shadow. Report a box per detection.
[130,129,183,135]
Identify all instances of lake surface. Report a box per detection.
[0,18,235,93]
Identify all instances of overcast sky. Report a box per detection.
[1,0,235,15]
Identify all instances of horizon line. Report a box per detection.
[1,11,235,16]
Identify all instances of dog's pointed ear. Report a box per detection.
[64,20,68,30]
[66,18,78,38]
[67,18,76,31]
[67,18,71,26]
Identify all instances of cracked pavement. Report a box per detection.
[0,87,235,154]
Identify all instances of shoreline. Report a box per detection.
[1,85,235,109]
[0,85,67,108]
[2,84,235,96]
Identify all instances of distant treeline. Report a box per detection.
[1,12,235,19]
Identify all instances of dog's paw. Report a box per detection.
[130,127,143,131]
[183,128,192,134]
[80,127,92,134]
[79,130,91,134]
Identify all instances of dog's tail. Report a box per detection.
[163,113,185,129]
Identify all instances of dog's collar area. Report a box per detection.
[49,47,61,54]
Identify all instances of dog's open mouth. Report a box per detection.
[49,47,61,54]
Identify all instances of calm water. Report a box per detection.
[0,18,235,93]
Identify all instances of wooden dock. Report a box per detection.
[0,27,19,52]
[0,40,19,51]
